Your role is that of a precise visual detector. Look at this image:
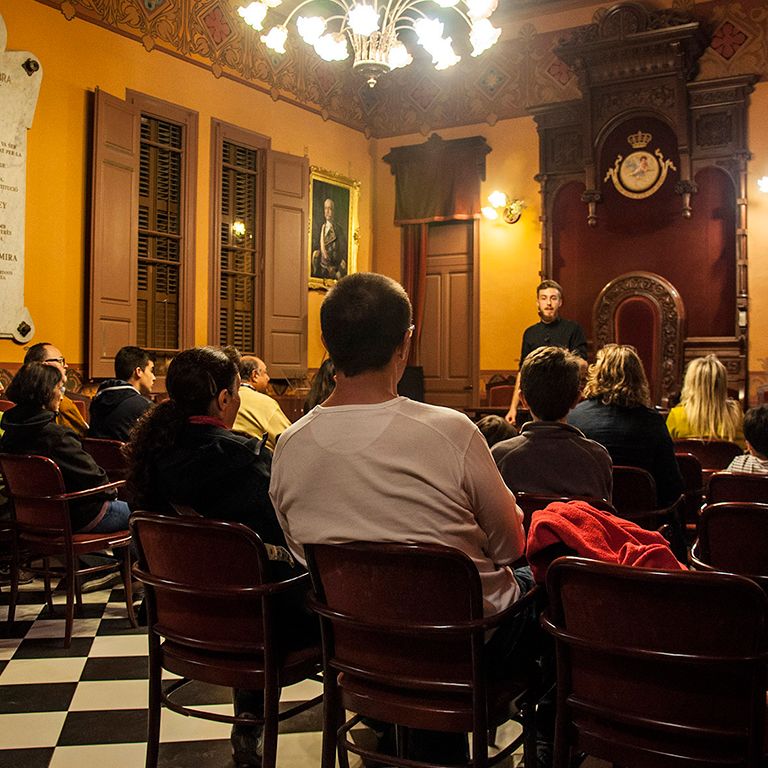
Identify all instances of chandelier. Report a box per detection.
[237,0,501,87]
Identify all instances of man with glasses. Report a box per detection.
[233,356,291,453]
[23,342,88,436]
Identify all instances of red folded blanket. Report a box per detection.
[526,500,686,583]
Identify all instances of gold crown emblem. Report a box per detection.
[628,131,652,149]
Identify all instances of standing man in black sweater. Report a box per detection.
[505,279,587,424]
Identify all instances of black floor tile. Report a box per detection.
[0,681,77,713]
[0,590,48,606]
[13,637,94,659]
[0,620,34,639]
[41,603,105,620]
[58,708,148,745]
[158,739,233,768]
[96,617,147,636]
[0,747,54,768]
[81,655,149,680]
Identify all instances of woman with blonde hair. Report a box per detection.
[666,354,745,447]
[568,344,683,505]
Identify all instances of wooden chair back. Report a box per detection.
[707,471,768,504]
[675,452,704,526]
[544,557,768,768]
[692,502,768,592]
[673,438,743,471]
[80,437,128,481]
[305,541,539,767]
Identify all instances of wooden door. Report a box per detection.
[418,221,476,408]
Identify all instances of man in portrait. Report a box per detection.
[311,197,348,281]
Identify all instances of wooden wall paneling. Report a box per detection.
[263,150,308,378]
[89,88,139,379]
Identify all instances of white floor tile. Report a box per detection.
[89,634,148,657]
[273,730,325,767]
[0,638,21,661]
[159,703,232,742]
[0,711,67,748]
[282,678,323,702]
[53,590,115,605]
[49,742,147,768]
[69,679,149,711]
[100,603,137,620]
[0,602,45,622]
[0,657,87,684]
[25,618,102,639]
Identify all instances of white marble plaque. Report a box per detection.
[0,13,41,343]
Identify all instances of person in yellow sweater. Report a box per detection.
[232,356,292,452]
[23,342,88,436]
[666,354,745,448]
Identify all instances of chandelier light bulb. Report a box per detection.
[297,15,326,44]
[414,17,445,48]
[470,18,500,56]
[387,41,413,70]
[434,0,460,6]
[466,0,498,20]
[238,1,269,30]
[261,25,288,52]
[348,3,380,36]
[314,31,350,61]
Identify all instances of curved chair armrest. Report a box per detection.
[33,480,126,502]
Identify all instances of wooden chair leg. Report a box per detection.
[43,557,54,615]
[64,558,76,648]
[6,547,19,625]
[145,635,162,768]
[261,682,280,768]
[320,673,340,768]
[119,547,137,627]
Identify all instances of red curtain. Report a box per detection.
[401,223,428,364]
[384,134,490,357]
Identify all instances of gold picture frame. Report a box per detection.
[308,166,360,290]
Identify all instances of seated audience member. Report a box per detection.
[475,413,517,448]
[492,346,612,501]
[89,345,155,441]
[126,346,312,767]
[270,273,548,765]
[666,354,745,448]
[23,342,88,436]
[727,404,768,474]
[302,358,336,413]
[568,344,683,506]
[232,355,291,452]
[0,363,131,534]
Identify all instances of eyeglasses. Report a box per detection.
[45,357,66,366]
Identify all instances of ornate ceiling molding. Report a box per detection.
[34,0,768,138]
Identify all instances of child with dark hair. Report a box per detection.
[475,414,517,447]
[727,404,768,474]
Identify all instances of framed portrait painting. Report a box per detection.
[308,167,359,290]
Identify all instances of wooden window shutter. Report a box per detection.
[263,150,308,377]
[89,88,139,378]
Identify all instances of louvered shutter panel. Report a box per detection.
[263,151,308,377]
[89,89,139,378]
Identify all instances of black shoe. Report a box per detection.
[231,714,263,767]
[0,564,34,585]
[536,738,553,768]
[79,570,123,593]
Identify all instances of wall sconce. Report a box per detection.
[758,177,768,193]
[481,191,525,224]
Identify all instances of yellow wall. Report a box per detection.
[0,0,372,369]
[372,119,544,373]
[3,0,768,392]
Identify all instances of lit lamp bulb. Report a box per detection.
[238,1,269,30]
[232,220,247,238]
[348,3,380,36]
[758,176,768,193]
[297,16,326,44]
[261,25,288,53]
[487,190,507,208]
[481,206,499,220]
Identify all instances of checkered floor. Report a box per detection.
[0,578,326,768]
[0,579,608,768]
